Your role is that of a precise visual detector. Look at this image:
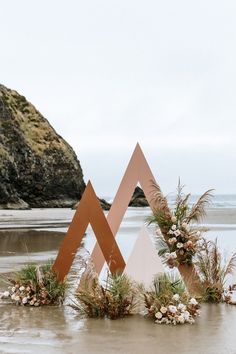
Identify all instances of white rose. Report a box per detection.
[11,287,16,293]
[178,303,186,311]
[160,306,167,314]
[177,242,183,249]
[196,231,201,236]
[171,225,177,231]
[172,294,180,301]
[168,305,177,314]
[14,295,20,302]
[171,216,177,223]
[22,297,28,304]
[3,291,10,298]
[19,286,25,292]
[174,230,181,237]
[183,310,190,321]
[155,312,163,319]
[168,230,174,235]
[189,298,198,306]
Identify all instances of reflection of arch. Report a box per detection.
[92,143,157,273]
[52,181,125,281]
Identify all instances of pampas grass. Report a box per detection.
[195,239,236,302]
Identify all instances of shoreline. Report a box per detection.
[0,207,236,231]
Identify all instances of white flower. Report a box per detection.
[3,291,10,298]
[176,242,183,249]
[169,252,177,259]
[196,231,201,236]
[178,303,186,311]
[19,286,25,292]
[168,305,177,314]
[174,230,181,237]
[22,297,28,304]
[189,298,198,306]
[172,294,180,301]
[11,286,16,293]
[155,312,163,319]
[171,216,177,223]
[177,315,185,324]
[171,225,177,231]
[168,230,174,235]
[182,222,188,229]
[29,300,35,306]
[183,310,190,321]
[161,317,169,324]
[168,237,177,244]
[165,252,170,258]
[14,295,20,302]
[160,306,167,314]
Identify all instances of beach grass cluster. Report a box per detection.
[71,263,137,319]
[195,239,236,303]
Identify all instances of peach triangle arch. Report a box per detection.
[92,143,158,274]
[52,181,125,281]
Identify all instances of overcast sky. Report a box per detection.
[1,0,236,196]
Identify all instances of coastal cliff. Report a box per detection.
[0,84,85,209]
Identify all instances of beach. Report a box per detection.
[0,207,236,354]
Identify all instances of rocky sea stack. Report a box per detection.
[0,84,85,209]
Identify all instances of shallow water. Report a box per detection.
[0,208,236,354]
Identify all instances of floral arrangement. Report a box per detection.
[143,274,200,325]
[224,284,236,305]
[0,262,67,306]
[71,263,137,320]
[148,181,213,268]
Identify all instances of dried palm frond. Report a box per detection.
[186,189,214,223]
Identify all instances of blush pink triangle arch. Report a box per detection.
[92,142,157,273]
[124,226,165,288]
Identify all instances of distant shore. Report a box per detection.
[0,207,236,231]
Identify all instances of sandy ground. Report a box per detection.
[0,207,236,354]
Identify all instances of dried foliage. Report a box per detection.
[195,239,236,303]
[72,264,137,320]
[0,262,67,306]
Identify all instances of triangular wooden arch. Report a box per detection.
[92,143,157,273]
[52,181,125,281]
[91,143,200,293]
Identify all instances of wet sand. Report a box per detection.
[0,207,236,354]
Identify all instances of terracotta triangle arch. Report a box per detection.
[52,181,125,281]
[92,143,157,273]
